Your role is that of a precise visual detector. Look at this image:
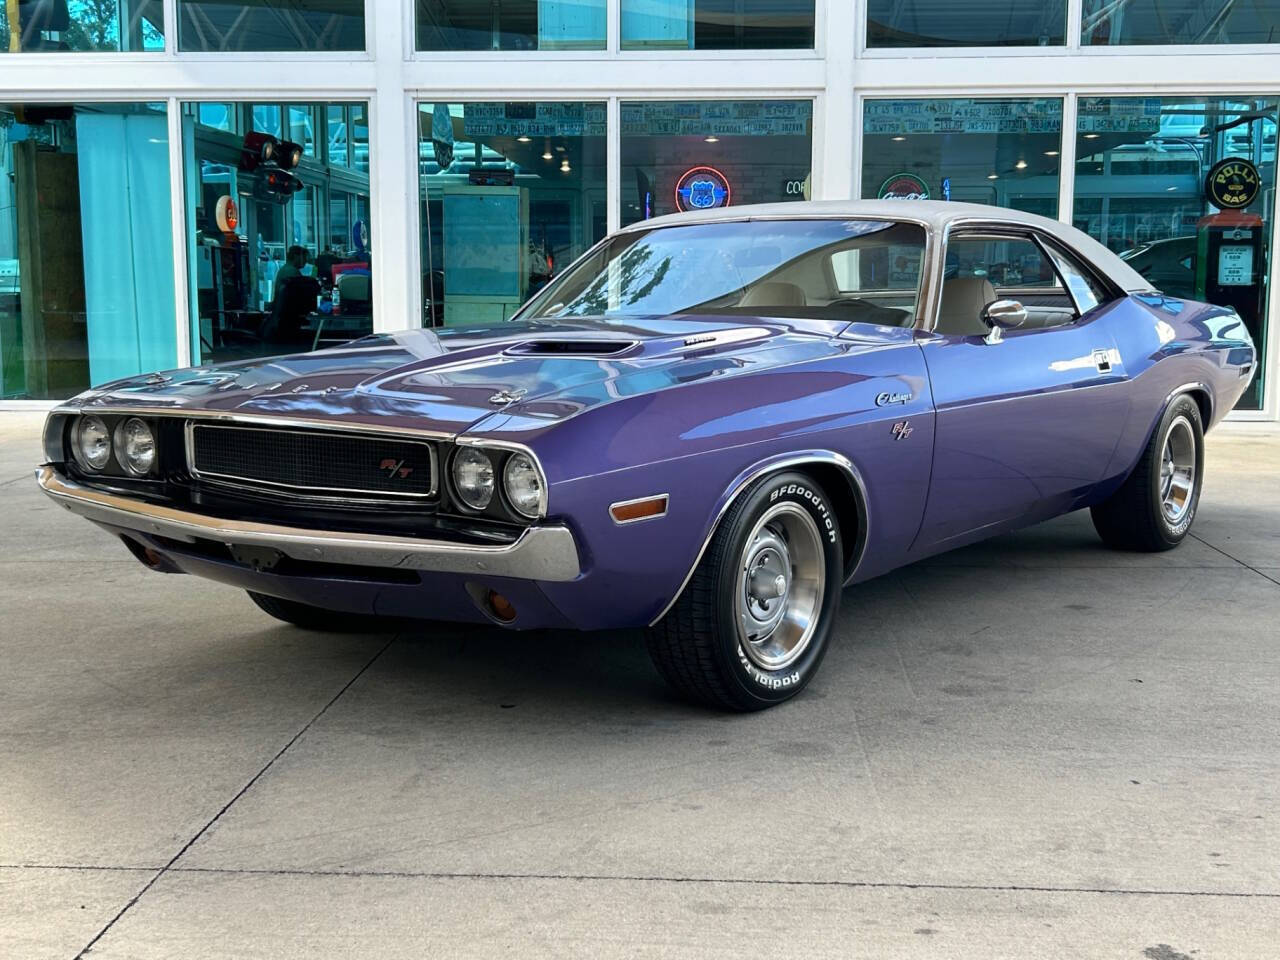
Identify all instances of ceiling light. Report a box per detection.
[1044,150,1060,156]
[1084,133,1100,139]
[987,173,999,180]
[560,159,570,172]
[891,136,906,142]
[1015,159,1028,169]
[1167,186,1177,191]
[517,135,531,143]
[542,150,553,160]
[704,136,719,143]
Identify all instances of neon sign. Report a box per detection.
[675,166,731,212]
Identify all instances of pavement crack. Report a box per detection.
[72,635,398,958]
[1189,533,1280,588]
[157,866,1280,900]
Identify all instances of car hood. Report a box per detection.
[70,315,911,438]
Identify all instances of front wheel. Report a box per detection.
[1091,394,1205,552]
[646,471,844,711]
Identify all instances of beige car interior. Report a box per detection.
[936,233,1088,337]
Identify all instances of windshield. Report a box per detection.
[518,218,928,328]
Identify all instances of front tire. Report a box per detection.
[247,591,387,632]
[1091,394,1205,552]
[646,471,843,711]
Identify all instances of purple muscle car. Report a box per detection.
[37,201,1258,710]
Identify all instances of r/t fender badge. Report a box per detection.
[891,420,913,441]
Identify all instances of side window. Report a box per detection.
[1040,239,1110,317]
[944,236,1058,290]
[937,234,1067,337]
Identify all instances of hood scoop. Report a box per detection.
[504,338,638,357]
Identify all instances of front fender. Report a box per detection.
[517,346,936,631]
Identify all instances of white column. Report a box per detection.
[815,0,856,200]
[369,0,418,333]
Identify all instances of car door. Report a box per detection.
[914,228,1130,550]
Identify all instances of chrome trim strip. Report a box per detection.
[50,406,458,442]
[647,451,869,627]
[36,466,581,582]
[609,493,670,525]
[1165,381,1214,425]
[185,421,440,500]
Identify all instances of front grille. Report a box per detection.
[188,422,436,501]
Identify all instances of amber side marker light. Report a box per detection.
[609,495,669,524]
[487,590,518,623]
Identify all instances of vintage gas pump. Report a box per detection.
[1196,158,1267,349]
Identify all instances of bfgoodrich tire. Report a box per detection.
[247,591,387,632]
[646,471,843,711]
[1091,394,1205,552]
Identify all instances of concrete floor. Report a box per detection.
[1,411,1278,959]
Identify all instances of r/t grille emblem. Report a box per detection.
[379,458,414,479]
[891,420,913,441]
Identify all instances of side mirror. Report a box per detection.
[980,299,1027,344]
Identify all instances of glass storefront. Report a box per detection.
[0,1,163,51]
[866,0,1064,47]
[862,98,1062,217]
[622,0,814,49]
[183,101,373,365]
[0,102,174,400]
[620,100,813,227]
[417,0,605,50]
[418,102,606,326]
[1082,1,1280,45]
[178,0,363,51]
[1074,97,1278,410]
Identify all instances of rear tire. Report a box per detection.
[646,471,843,711]
[247,591,387,632]
[1091,394,1204,552]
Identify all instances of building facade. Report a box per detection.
[0,0,1275,418]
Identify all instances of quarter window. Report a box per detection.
[1041,240,1108,316]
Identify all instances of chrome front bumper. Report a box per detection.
[36,466,582,582]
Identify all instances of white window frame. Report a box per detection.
[0,0,1272,419]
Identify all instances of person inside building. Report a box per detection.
[272,245,310,299]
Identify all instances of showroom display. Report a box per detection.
[35,201,1256,710]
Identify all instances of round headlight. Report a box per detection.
[74,416,112,470]
[452,447,495,510]
[503,452,543,519]
[116,418,156,476]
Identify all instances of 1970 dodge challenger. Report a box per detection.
[37,201,1257,710]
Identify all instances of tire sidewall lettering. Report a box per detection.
[768,481,837,544]
[734,475,842,694]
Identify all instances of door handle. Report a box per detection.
[1092,348,1113,374]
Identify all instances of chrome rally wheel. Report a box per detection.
[1159,415,1197,524]
[1091,393,1205,552]
[646,470,845,711]
[734,503,825,673]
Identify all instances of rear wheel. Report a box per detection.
[247,591,387,632]
[1091,394,1205,552]
[646,471,843,711]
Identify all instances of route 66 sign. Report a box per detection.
[675,166,732,212]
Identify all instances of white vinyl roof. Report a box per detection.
[625,199,1155,294]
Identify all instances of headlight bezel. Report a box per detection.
[450,446,497,512]
[447,441,547,523]
[114,417,157,476]
[502,451,544,520]
[73,415,113,471]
